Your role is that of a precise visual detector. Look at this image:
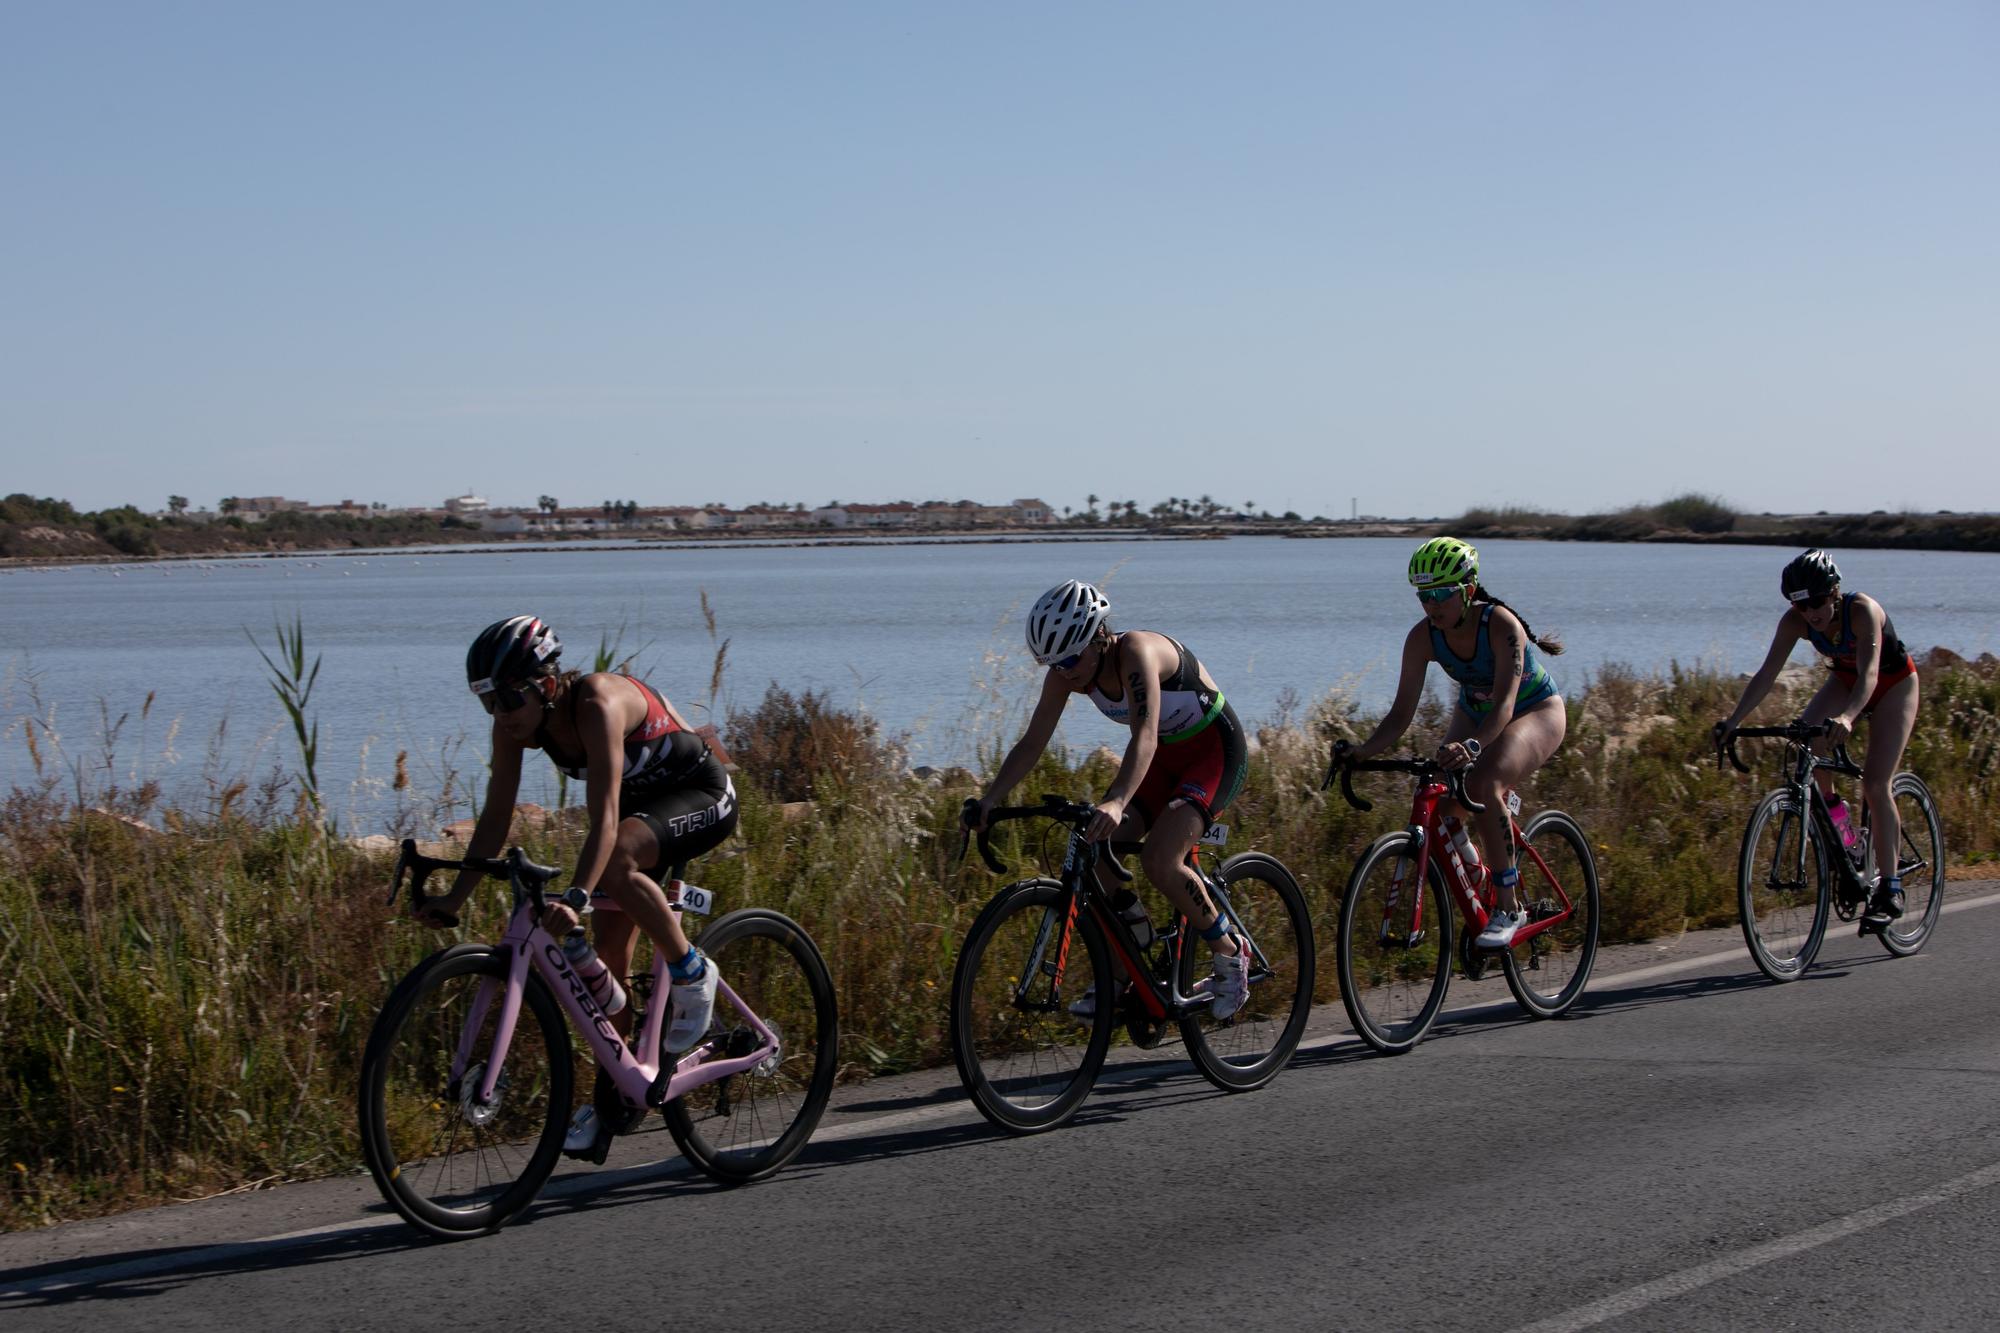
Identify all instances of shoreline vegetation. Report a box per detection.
[6,490,1999,566]
[4,641,1998,1230]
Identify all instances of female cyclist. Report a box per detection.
[1343,537,1567,950]
[1714,549,1918,924]
[964,580,1251,1018]
[418,615,739,1161]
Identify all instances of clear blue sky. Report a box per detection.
[4,2,1994,518]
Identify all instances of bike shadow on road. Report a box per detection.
[0,1221,433,1311]
[0,1142,731,1307]
[1576,951,1905,1019]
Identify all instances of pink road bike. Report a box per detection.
[359,841,837,1238]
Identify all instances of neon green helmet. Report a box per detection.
[1407,536,1478,589]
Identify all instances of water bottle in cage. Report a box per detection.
[562,929,628,1016]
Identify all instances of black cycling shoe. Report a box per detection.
[1860,886,1905,927]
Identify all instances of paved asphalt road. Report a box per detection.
[6,884,1999,1332]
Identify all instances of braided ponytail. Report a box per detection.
[1470,588,1564,657]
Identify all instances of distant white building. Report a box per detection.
[443,494,489,516]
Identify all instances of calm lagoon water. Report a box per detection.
[5,537,1996,828]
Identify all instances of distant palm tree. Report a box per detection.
[167,495,188,516]
[219,496,239,516]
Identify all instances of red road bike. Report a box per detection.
[1330,755,1600,1053]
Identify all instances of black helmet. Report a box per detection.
[466,616,562,693]
[1780,549,1840,603]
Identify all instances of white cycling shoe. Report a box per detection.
[1192,941,1251,1020]
[664,952,720,1054]
[1475,909,1527,951]
[563,1104,604,1160]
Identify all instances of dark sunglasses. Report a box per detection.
[1792,592,1835,612]
[1416,584,1461,604]
[476,681,537,714]
[1049,651,1085,671]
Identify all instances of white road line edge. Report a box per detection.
[1508,1158,2000,1333]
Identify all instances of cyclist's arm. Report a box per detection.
[1831,596,1887,731]
[974,671,1071,818]
[1720,611,1805,731]
[1098,634,1167,816]
[568,679,636,897]
[1352,622,1431,759]
[436,727,525,912]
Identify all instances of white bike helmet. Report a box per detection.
[1026,580,1109,664]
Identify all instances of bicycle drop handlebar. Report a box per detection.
[387,838,563,928]
[957,795,1136,881]
[1323,750,1485,815]
[1717,721,1858,776]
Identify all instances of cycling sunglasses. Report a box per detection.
[1416,584,1462,604]
[471,679,538,714]
[1789,591,1835,611]
[1046,650,1086,671]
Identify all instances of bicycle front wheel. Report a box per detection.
[1878,772,1945,957]
[359,948,572,1237]
[1177,854,1315,1092]
[662,909,839,1184]
[950,879,1113,1134]
[1336,832,1454,1054]
[1502,811,1601,1018]
[1737,788,1831,982]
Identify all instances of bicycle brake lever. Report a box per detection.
[388,839,412,907]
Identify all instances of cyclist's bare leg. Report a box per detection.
[1138,799,1239,957]
[1859,673,1919,880]
[1452,698,1565,913]
[589,817,695,1039]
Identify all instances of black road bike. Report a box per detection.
[1723,722,1944,982]
[948,796,1314,1133]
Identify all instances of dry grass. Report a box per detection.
[5,652,1998,1228]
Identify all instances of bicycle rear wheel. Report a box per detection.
[1177,854,1315,1092]
[662,909,839,1184]
[359,948,572,1237]
[1737,788,1831,982]
[1877,772,1945,957]
[1336,832,1454,1054]
[950,879,1113,1133]
[1502,811,1600,1018]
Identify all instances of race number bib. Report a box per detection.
[669,881,715,916]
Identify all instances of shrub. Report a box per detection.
[726,683,902,802]
[1649,492,1737,534]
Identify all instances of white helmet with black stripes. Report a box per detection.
[1026,580,1109,664]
